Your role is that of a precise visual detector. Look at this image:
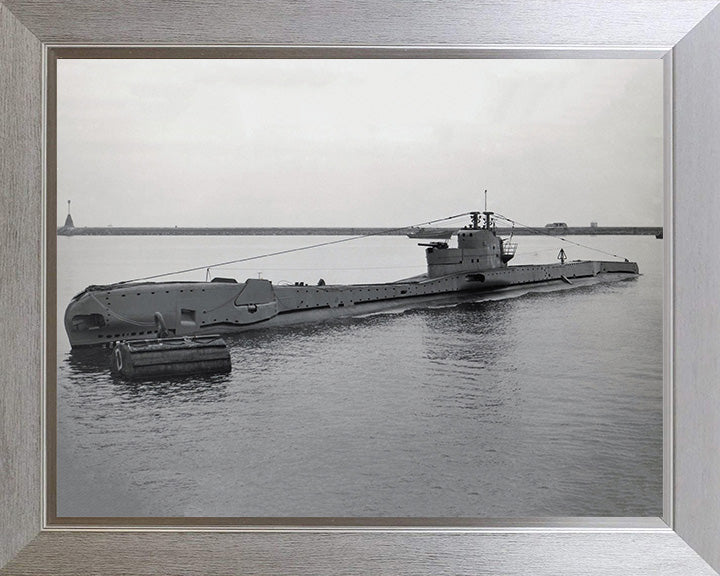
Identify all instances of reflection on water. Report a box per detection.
[64,347,111,372]
[62,349,231,403]
[416,301,519,425]
[118,374,232,403]
[56,236,662,518]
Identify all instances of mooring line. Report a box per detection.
[117,212,472,284]
[493,214,629,261]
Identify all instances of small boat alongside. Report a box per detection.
[64,210,639,349]
[110,334,231,379]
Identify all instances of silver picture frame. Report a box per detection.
[2,2,719,574]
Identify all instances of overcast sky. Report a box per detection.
[57,59,662,228]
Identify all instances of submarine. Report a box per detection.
[64,210,639,348]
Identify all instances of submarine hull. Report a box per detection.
[65,259,638,348]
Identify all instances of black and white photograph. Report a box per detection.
[55,58,663,519]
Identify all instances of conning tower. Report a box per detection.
[424,211,516,278]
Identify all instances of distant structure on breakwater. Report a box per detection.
[58,200,75,232]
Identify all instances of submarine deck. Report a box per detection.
[65,260,638,348]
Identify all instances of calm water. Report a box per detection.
[56,235,663,517]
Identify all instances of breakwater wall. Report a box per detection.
[57,226,663,237]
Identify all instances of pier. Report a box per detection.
[56,226,663,237]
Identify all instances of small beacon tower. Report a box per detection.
[58,200,75,235]
[64,200,75,228]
